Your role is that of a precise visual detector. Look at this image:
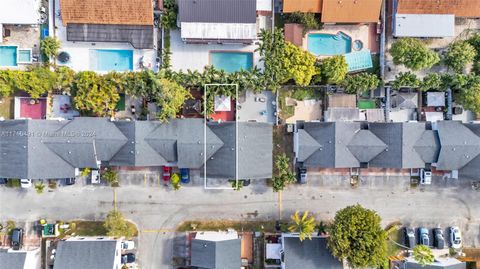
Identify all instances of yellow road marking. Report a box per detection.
[113,188,117,211]
[144,173,147,186]
[278,191,283,219]
[157,174,160,185]
[142,229,176,233]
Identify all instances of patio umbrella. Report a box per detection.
[214,95,231,112]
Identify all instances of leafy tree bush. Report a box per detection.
[6,179,20,188]
[328,204,387,268]
[171,173,180,190]
[413,245,434,267]
[231,180,244,191]
[281,42,318,86]
[6,220,16,234]
[34,182,45,194]
[318,56,348,84]
[420,73,442,91]
[457,81,480,113]
[272,153,295,192]
[392,72,420,90]
[284,12,321,35]
[54,66,75,94]
[161,0,178,29]
[341,73,380,94]
[102,168,119,187]
[290,87,319,101]
[104,210,136,238]
[288,211,316,241]
[390,38,440,70]
[81,168,91,177]
[72,71,120,116]
[257,28,287,92]
[444,41,476,73]
[40,37,61,64]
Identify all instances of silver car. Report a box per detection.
[449,226,462,249]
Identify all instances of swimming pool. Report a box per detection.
[0,46,18,66]
[210,52,253,73]
[90,49,133,71]
[307,32,352,56]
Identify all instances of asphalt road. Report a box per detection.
[1,174,480,268]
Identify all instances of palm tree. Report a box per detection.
[413,245,434,267]
[288,211,316,241]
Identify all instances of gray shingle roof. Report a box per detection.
[178,0,257,24]
[413,130,440,163]
[0,251,27,269]
[67,24,154,49]
[347,130,387,163]
[283,236,342,269]
[405,260,466,269]
[53,240,118,269]
[190,238,241,269]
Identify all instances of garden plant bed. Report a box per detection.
[60,220,138,237]
[176,220,278,233]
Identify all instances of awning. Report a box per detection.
[344,50,373,72]
[180,22,257,41]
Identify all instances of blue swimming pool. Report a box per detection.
[90,49,133,71]
[307,32,352,56]
[0,46,18,66]
[210,52,253,73]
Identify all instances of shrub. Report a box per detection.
[444,40,477,73]
[284,12,321,35]
[104,210,136,238]
[318,56,348,84]
[392,72,420,90]
[390,38,440,70]
[40,37,61,64]
[341,73,380,94]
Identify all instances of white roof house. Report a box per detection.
[393,14,455,38]
[0,0,41,25]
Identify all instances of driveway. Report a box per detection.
[1,174,480,268]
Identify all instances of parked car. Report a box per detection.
[90,170,100,184]
[11,228,23,250]
[180,168,190,184]
[121,240,135,250]
[20,179,32,188]
[449,226,462,249]
[297,167,307,184]
[433,228,445,249]
[418,227,429,246]
[64,178,76,185]
[403,227,416,248]
[162,166,172,183]
[420,169,432,185]
[121,253,135,264]
[0,178,7,184]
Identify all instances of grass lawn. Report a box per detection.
[358,99,377,109]
[176,220,278,233]
[61,220,138,237]
[386,226,405,257]
[0,97,13,119]
[278,89,294,120]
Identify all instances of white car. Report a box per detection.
[449,226,462,249]
[121,240,135,250]
[420,169,432,185]
[20,179,32,188]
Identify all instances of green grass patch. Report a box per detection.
[0,97,13,119]
[386,225,404,257]
[291,87,321,101]
[60,220,138,237]
[358,99,376,109]
[6,179,21,188]
[176,220,278,233]
[278,89,294,120]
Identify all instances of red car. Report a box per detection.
[162,166,172,183]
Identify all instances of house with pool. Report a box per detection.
[283,0,382,73]
[170,0,272,72]
[53,0,157,72]
[0,0,45,68]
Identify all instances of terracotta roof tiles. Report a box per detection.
[321,0,382,23]
[283,0,322,13]
[397,0,480,18]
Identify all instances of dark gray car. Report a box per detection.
[433,228,445,249]
[11,228,23,250]
[403,227,416,248]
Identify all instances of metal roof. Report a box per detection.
[0,251,27,269]
[282,236,342,269]
[66,24,154,49]
[394,14,455,38]
[54,239,118,269]
[191,238,241,269]
[178,0,257,23]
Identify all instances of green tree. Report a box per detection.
[231,180,244,191]
[444,40,477,73]
[72,71,120,116]
[40,37,61,65]
[457,81,480,113]
[54,66,75,94]
[102,168,119,186]
[154,78,192,122]
[392,71,420,90]
[272,153,296,192]
[257,28,287,92]
[328,204,387,268]
[413,245,435,267]
[104,210,136,238]
[34,182,45,194]
[284,12,321,35]
[281,42,318,86]
[390,38,440,70]
[161,0,178,29]
[420,73,442,91]
[171,173,181,190]
[319,56,348,84]
[341,73,380,94]
[288,211,316,241]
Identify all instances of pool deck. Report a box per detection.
[303,23,378,56]
[170,29,262,72]
[0,25,40,70]
[53,0,157,72]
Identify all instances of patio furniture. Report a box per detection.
[58,52,70,63]
[258,97,266,102]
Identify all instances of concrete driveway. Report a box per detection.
[1,174,480,268]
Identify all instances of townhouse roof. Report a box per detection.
[0,0,40,24]
[404,257,466,269]
[178,0,257,23]
[59,0,153,26]
[396,0,480,18]
[393,14,455,38]
[282,236,343,269]
[0,251,27,269]
[190,238,241,269]
[54,239,118,269]
[283,0,323,13]
[321,0,382,23]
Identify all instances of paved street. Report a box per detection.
[1,173,480,268]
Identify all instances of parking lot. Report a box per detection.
[1,173,480,268]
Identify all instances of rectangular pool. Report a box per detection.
[0,46,18,66]
[210,51,253,73]
[307,32,352,56]
[90,49,133,71]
